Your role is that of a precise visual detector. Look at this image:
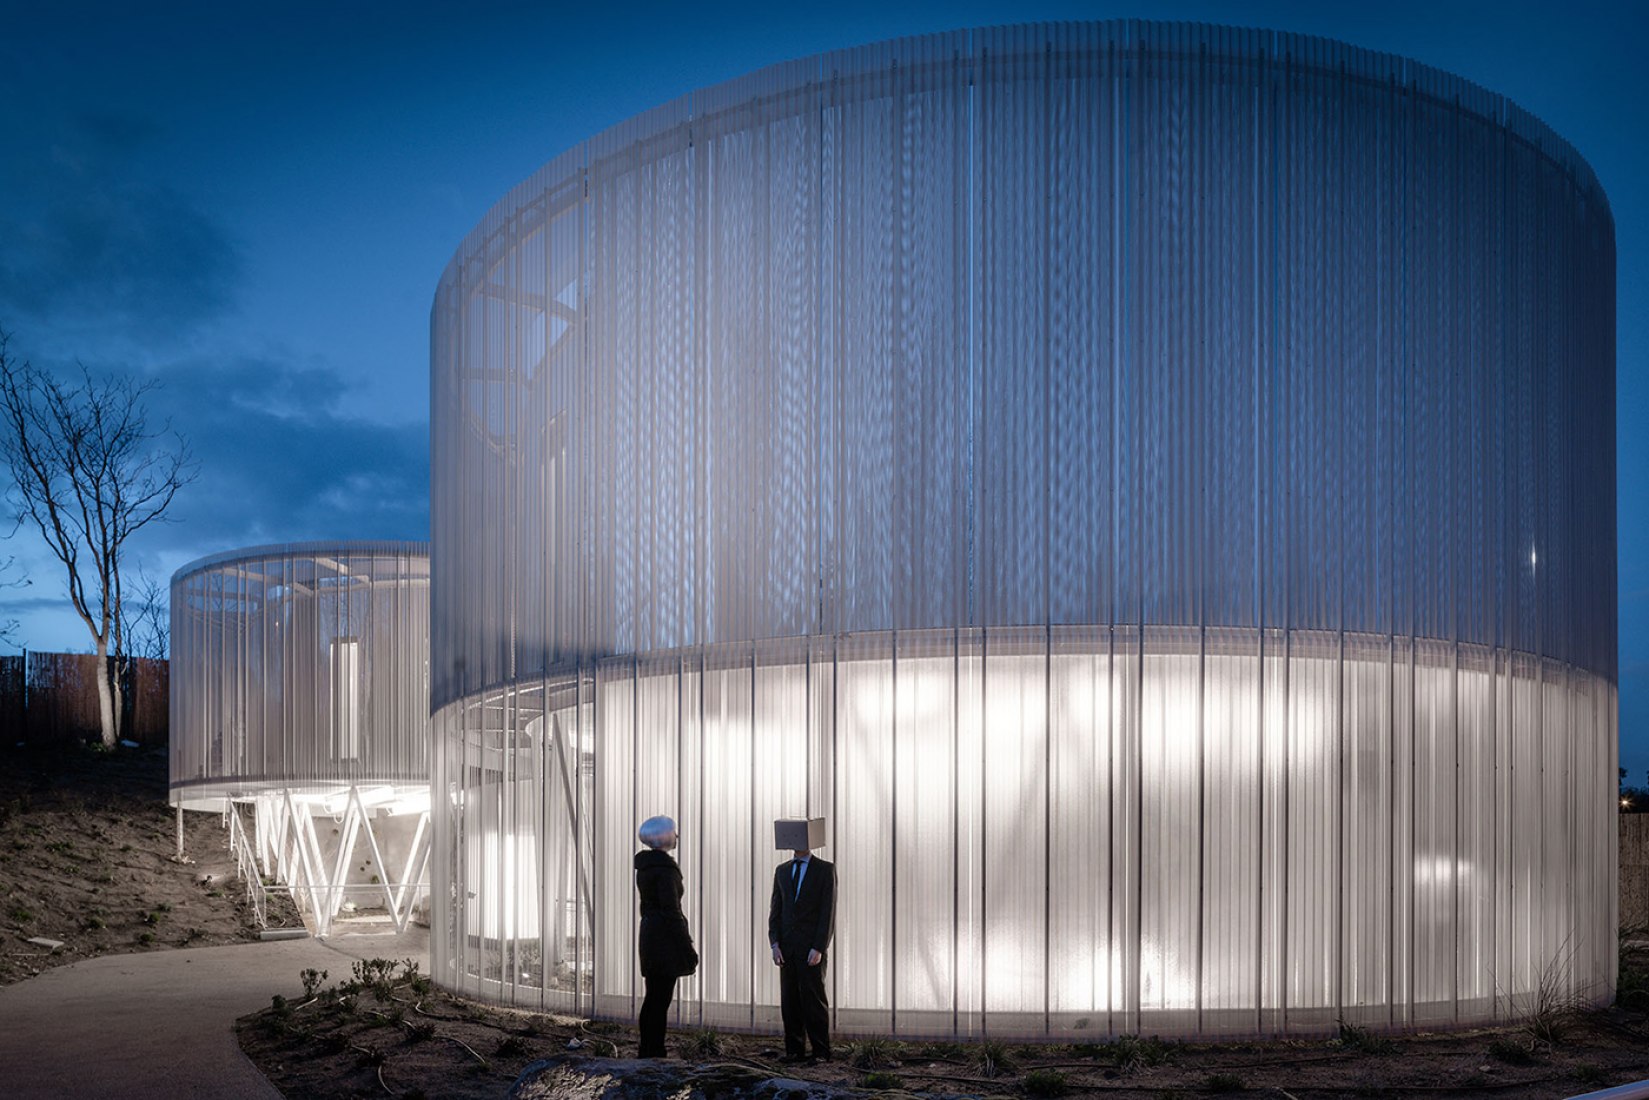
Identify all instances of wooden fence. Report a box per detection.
[0,651,168,745]
[1625,814,1649,933]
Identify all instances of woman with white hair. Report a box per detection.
[634,814,697,1057]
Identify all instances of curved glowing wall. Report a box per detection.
[169,542,431,808]
[430,23,1617,1036]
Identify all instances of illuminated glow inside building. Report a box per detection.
[428,23,1617,1035]
[169,542,432,935]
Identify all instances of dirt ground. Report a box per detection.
[0,740,298,985]
[237,942,1649,1099]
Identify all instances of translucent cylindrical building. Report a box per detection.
[428,23,1617,1036]
[170,542,432,934]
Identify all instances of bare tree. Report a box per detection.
[0,331,195,746]
[0,552,26,646]
[119,566,169,662]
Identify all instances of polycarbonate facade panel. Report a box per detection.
[170,542,431,807]
[430,23,1617,1036]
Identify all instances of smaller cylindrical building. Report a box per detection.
[169,541,431,934]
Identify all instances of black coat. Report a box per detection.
[635,848,697,978]
[768,856,836,961]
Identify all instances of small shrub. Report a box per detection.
[356,1046,387,1068]
[1204,1073,1246,1093]
[352,957,402,1001]
[8,904,33,923]
[1487,1035,1536,1064]
[1110,1034,1174,1072]
[141,910,163,926]
[495,1034,529,1057]
[1574,1064,1607,1087]
[1335,1019,1395,1054]
[1024,1068,1071,1096]
[136,931,155,945]
[407,1021,436,1043]
[975,1038,1016,1077]
[270,994,291,1016]
[300,968,328,997]
[859,1072,903,1090]
[1515,937,1586,1045]
[1526,1009,1567,1045]
[691,1028,723,1057]
[849,1035,901,1069]
[81,914,106,931]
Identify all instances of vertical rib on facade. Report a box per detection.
[429,22,1617,1036]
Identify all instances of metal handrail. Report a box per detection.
[225,804,269,929]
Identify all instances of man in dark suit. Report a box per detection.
[768,840,835,1062]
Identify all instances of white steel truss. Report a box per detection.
[240,786,431,938]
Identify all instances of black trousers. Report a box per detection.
[638,974,677,1057]
[778,957,831,1056]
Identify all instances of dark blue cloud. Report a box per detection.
[0,110,240,341]
[138,353,429,553]
[0,94,424,621]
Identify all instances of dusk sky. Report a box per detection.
[0,0,1643,780]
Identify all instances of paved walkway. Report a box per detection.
[0,927,429,1099]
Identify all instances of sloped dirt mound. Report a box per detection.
[0,741,298,984]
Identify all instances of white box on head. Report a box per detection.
[774,817,826,851]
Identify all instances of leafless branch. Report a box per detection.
[0,553,26,646]
[118,566,169,662]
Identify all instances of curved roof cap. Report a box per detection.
[172,539,431,583]
[442,19,1609,284]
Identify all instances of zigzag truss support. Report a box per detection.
[237,786,431,938]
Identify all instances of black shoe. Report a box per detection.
[812,1049,833,1061]
[779,1052,809,1064]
